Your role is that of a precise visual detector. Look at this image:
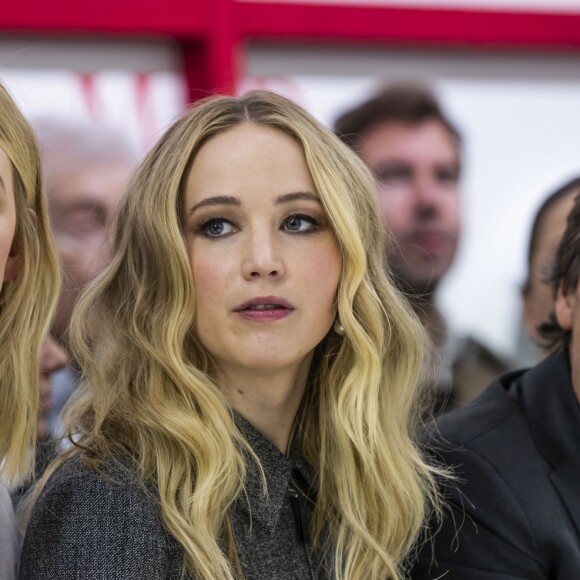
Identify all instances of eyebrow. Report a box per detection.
[188,191,320,215]
[275,192,320,205]
[188,195,241,215]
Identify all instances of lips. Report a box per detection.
[234,296,294,321]
[409,231,449,255]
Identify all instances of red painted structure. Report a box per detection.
[1,1,580,101]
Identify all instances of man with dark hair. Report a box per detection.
[335,83,507,410]
[411,193,580,579]
[522,176,580,350]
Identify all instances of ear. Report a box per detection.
[3,239,20,282]
[522,289,535,336]
[554,282,575,331]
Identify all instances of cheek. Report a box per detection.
[191,257,212,308]
[58,246,97,287]
[442,193,461,223]
[306,243,342,308]
[0,222,14,261]
[57,233,104,264]
[0,207,17,262]
[1,199,16,237]
[379,193,411,235]
[190,250,232,319]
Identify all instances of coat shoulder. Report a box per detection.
[431,370,527,451]
[20,454,183,580]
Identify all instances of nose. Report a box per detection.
[241,230,285,281]
[39,336,70,375]
[414,173,442,216]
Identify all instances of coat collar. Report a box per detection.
[516,349,580,534]
[233,414,314,533]
[517,349,580,467]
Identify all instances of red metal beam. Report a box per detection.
[182,0,241,100]
[0,0,207,37]
[239,2,580,49]
[2,1,580,102]
[1,1,579,49]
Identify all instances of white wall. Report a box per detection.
[0,38,187,154]
[2,36,580,361]
[246,45,580,360]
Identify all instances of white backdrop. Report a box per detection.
[2,35,580,361]
[246,45,580,360]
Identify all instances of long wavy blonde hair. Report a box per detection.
[0,83,60,484]
[48,90,438,578]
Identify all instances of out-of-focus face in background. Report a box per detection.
[36,120,136,345]
[357,119,461,295]
[524,188,579,345]
[48,161,132,342]
[38,336,69,441]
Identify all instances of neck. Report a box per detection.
[218,360,311,454]
[412,297,447,348]
[392,270,445,344]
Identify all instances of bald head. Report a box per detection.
[35,119,137,344]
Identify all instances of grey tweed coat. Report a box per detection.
[19,418,328,580]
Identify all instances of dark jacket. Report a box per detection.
[19,417,327,580]
[411,349,580,579]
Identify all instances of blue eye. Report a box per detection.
[283,215,318,233]
[200,219,235,238]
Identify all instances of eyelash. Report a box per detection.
[197,218,235,239]
[197,214,321,239]
[283,214,320,234]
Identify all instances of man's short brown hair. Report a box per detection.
[334,82,461,151]
[539,193,580,348]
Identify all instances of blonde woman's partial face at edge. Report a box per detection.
[183,123,341,425]
[0,148,19,290]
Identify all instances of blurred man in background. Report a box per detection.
[37,337,69,442]
[335,83,507,411]
[12,337,69,497]
[35,119,137,435]
[519,176,580,363]
[33,336,69,479]
[411,178,580,580]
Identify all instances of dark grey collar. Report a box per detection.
[234,414,314,533]
[518,348,580,538]
[518,349,580,468]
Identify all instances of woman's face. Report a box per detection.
[0,148,19,292]
[183,122,342,383]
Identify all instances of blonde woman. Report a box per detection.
[21,91,439,580]
[0,83,59,578]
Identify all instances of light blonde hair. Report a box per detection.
[45,91,439,578]
[0,83,60,484]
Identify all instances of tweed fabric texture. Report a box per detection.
[19,416,327,579]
